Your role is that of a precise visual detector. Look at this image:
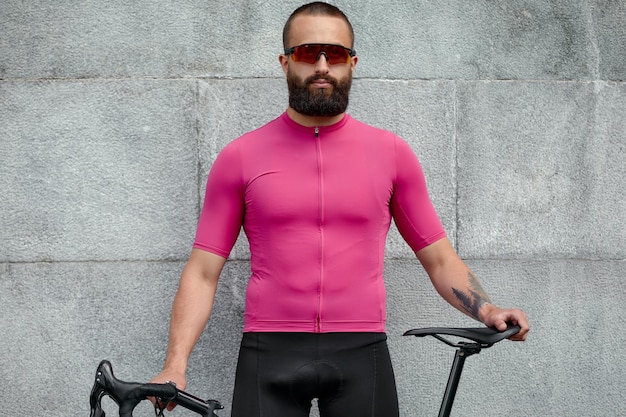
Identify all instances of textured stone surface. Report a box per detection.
[2,0,624,81]
[456,80,625,259]
[387,258,626,416]
[0,0,287,79]
[0,260,246,417]
[0,80,199,262]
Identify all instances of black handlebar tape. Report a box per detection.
[175,389,224,416]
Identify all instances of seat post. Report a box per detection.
[438,344,482,417]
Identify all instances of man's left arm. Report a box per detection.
[415,237,529,341]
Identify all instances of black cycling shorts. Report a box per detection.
[231,332,400,417]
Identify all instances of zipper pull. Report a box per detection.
[315,126,319,138]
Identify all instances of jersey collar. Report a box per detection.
[280,111,351,134]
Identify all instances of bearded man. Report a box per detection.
[152,3,529,417]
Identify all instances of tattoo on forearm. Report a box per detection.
[452,270,492,320]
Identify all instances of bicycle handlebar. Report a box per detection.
[90,360,223,417]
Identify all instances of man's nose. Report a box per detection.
[314,52,330,73]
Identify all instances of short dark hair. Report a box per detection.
[282,2,355,49]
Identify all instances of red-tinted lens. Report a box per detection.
[291,44,352,65]
[291,44,322,64]
[323,45,352,64]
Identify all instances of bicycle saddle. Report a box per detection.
[403,324,520,347]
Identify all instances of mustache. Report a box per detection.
[306,75,338,86]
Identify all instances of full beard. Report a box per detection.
[287,70,352,117]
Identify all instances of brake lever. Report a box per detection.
[89,361,111,417]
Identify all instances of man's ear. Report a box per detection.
[279,54,289,75]
[350,56,358,72]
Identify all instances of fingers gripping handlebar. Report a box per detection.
[90,360,223,417]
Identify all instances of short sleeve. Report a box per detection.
[193,143,245,258]
[390,138,446,253]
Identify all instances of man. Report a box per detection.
[153,2,529,416]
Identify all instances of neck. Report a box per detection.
[286,107,345,127]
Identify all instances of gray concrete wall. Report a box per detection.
[1,1,624,416]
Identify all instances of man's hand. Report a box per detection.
[479,304,530,341]
[149,369,187,411]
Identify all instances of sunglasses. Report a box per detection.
[284,43,356,65]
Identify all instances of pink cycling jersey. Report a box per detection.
[193,112,446,333]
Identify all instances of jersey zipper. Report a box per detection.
[315,126,323,333]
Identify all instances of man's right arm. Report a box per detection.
[151,248,227,392]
